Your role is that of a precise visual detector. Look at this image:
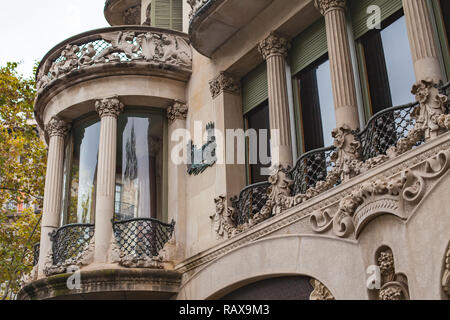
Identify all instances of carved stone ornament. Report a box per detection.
[375,249,410,300]
[37,31,192,93]
[43,238,95,277]
[443,244,450,296]
[309,279,335,300]
[110,238,169,269]
[411,78,449,140]
[331,125,362,181]
[314,0,346,15]
[310,149,450,238]
[210,195,236,239]
[258,32,291,60]
[95,97,125,118]
[45,117,71,138]
[167,100,188,124]
[209,72,240,99]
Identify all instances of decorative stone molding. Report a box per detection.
[309,279,335,300]
[375,249,410,300]
[314,0,346,15]
[258,33,290,60]
[45,117,71,138]
[411,78,449,140]
[209,72,240,99]
[36,29,192,93]
[95,97,125,118]
[311,149,450,238]
[210,195,235,240]
[123,5,141,25]
[43,238,95,276]
[443,244,450,296]
[167,101,188,124]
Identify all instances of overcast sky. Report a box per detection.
[0,0,109,78]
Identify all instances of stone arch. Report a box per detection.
[177,235,368,300]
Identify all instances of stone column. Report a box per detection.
[209,72,246,237]
[38,117,70,278]
[93,97,124,264]
[315,0,360,130]
[166,101,188,260]
[258,33,293,168]
[402,0,442,83]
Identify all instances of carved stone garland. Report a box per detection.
[375,249,410,300]
[209,195,235,240]
[309,279,335,300]
[443,244,450,297]
[209,72,240,99]
[167,100,189,124]
[37,31,192,92]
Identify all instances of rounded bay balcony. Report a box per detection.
[35,25,192,132]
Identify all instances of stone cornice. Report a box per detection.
[258,32,290,60]
[209,72,240,99]
[45,117,71,138]
[95,97,124,118]
[314,0,346,15]
[167,100,189,124]
[175,133,450,273]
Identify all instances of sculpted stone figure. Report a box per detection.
[96,31,140,62]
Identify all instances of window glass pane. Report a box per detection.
[62,119,100,225]
[297,58,335,152]
[246,101,271,184]
[116,112,164,221]
[380,16,415,106]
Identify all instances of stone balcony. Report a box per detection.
[104,0,142,26]
[35,25,192,132]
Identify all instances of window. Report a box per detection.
[245,101,271,184]
[358,13,415,115]
[295,56,335,152]
[115,111,166,221]
[61,117,100,225]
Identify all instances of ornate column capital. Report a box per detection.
[45,117,71,138]
[167,100,189,124]
[95,97,124,119]
[209,72,240,99]
[258,32,290,60]
[314,0,346,15]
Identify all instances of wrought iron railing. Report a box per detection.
[231,82,450,227]
[115,201,136,221]
[50,224,95,265]
[32,243,40,266]
[231,182,270,226]
[113,218,175,258]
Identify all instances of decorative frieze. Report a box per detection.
[45,117,71,138]
[95,97,125,118]
[36,30,192,93]
[258,33,290,60]
[167,100,189,124]
[209,72,240,99]
[314,0,346,15]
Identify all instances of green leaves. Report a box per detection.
[0,62,45,299]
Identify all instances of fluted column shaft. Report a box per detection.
[259,34,293,168]
[94,97,124,263]
[38,118,70,278]
[315,0,360,130]
[402,0,442,82]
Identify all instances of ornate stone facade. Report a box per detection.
[95,97,125,118]
[258,32,290,59]
[209,72,240,99]
[167,101,189,124]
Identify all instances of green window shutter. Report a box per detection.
[171,0,183,31]
[242,63,268,114]
[349,0,403,39]
[153,0,183,31]
[289,18,328,76]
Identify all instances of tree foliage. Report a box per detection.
[0,62,46,299]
